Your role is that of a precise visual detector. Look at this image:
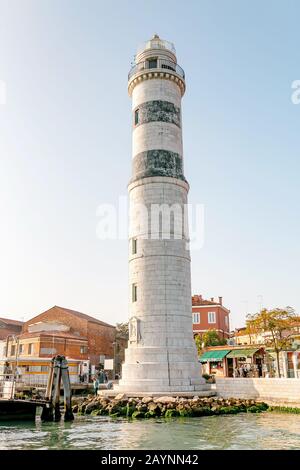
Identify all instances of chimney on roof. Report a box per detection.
[219,296,223,305]
[210,297,214,302]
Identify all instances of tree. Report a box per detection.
[202,329,227,347]
[246,307,299,378]
[194,334,202,354]
[244,321,257,345]
[115,322,129,339]
[194,329,227,354]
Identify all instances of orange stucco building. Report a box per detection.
[192,295,230,339]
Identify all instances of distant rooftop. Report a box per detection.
[53,306,115,328]
[0,317,24,326]
[192,295,224,307]
[26,306,115,329]
[0,317,24,340]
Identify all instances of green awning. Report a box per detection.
[199,349,231,362]
[226,348,259,358]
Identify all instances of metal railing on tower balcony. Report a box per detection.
[128,59,185,81]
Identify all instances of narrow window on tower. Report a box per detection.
[134,108,139,126]
[132,283,137,302]
[147,58,157,69]
[132,238,137,255]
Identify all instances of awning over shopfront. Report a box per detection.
[199,350,231,362]
[226,348,259,358]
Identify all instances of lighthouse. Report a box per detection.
[116,35,207,394]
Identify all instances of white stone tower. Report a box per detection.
[116,35,206,394]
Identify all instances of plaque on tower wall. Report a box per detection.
[129,316,140,343]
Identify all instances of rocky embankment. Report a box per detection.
[72,394,269,418]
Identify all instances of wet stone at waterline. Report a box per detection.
[72,395,269,418]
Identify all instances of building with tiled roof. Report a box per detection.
[2,306,123,386]
[19,305,116,364]
[192,295,231,340]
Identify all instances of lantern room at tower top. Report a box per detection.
[128,34,185,95]
[136,34,177,59]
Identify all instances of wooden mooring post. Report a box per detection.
[41,355,74,422]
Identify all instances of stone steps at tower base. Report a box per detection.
[98,389,216,399]
[112,380,212,394]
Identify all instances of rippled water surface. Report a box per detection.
[0,413,300,450]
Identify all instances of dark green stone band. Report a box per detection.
[130,149,186,183]
[134,100,181,128]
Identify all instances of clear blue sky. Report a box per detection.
[0,0,299,328]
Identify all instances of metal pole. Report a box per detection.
[113,341,116,380]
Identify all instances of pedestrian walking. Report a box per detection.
[93,376,99,395]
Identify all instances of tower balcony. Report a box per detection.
[128,58,185,81]
[128,58,186,96]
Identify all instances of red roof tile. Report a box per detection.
[192,295,220,306]
[55,306,115,328]
[26,306,116,329]
[0,317,24,326]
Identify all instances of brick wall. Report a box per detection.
[216,377,300,407]
[23,308,88,335]
[39,337,88,359]
[86,321,115,365]
[22,307,116,366]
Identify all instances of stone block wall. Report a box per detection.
[216,377,300,407]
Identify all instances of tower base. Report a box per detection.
[115,344,207,394]
[99,388,215,399]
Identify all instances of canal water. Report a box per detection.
[0,413,300,450]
